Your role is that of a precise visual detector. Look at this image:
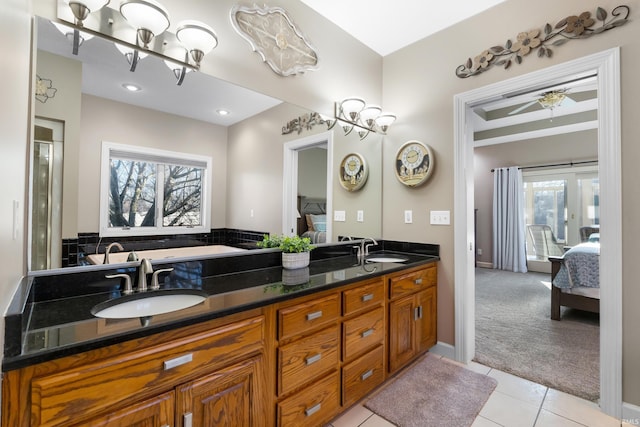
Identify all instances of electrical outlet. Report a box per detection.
[334,210,346,222]
[404,210,413,224]
[430,210,450,225]
[477,248,483,255]
[357,210,364,222]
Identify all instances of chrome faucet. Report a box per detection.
[362,238,378,256]
[103,242,124,264]
[137,258,153,291]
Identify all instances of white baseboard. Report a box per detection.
[476,262,493,269]
[429,341,455,360]
[623,402,640,425]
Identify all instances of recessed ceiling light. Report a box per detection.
[122,83,141,92]
[216,109,230,116]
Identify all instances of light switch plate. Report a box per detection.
[334,210,346,222]
[404,210,413,224]
[430,210,450,225]
[357,210,364,222]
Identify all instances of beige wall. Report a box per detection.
[474,130,598,265]
[34,50,81,238]
[299,148,327,200]
[382,0,640,405]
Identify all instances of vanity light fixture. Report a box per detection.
[329,97,397,140]
[115,43,148,72]
[62,0,108,54]
[52,21,94,46]
[119,0,170,49]
[176,20,218,68]
[163,46,193,86]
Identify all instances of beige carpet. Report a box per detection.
[474,268,599,401]
[365,354,497,427]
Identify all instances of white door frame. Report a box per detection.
[453,48,622,417]
[283,131,334,240]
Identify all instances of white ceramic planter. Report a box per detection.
[282,251,310,270]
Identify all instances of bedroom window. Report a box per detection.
[522,166,598,247]
[100,142,211,237]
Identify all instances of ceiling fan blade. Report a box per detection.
[508,100,538,115]
[562,96,577,106]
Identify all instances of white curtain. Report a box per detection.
[492,167,527,272]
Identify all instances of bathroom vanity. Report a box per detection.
[2,241,438,427]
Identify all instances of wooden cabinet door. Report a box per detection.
[388,295,417,373]
[416,287,437,352]
[72,391,174,427]
[176,355,266,427]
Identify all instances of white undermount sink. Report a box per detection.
[365,256,408,263]
[91,289,207,320]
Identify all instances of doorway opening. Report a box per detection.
[454,48,622,417]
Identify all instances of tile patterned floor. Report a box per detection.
[328,355,628,427]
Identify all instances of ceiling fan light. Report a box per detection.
[120,0,170,37]
[538,91,566,110]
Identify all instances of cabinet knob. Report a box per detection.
[361,293,374,302]
[361,328,374,338]
[305,353,322,365]
[414,278,423,285]
[306,310,323,321]
[305,403,322,417]
[361,369,374,381]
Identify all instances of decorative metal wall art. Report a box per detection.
[282,112,328,135]
[230,4,319,77]
[35,75,57,103]
[455,5,630,78]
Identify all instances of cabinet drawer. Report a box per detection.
[342,307,384,361]
[30,316,264,427]
[389,265,437,299]
[342,279,384,315]
[277,371,340,427]
[342,345,384,407]
[278,325,339,396]
[278,293,340,340]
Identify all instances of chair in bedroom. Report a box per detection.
[579,225,600,242]
[527,224,566,259]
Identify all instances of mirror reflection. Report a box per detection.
[31,16,382,271]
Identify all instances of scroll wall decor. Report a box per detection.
[282,112,328,135]
[455,5,630,78]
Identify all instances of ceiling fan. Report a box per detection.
[508,89,577,116]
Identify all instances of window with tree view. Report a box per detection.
[101,142,211,237]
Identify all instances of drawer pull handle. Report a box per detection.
[361,369,374,381]
[305,353,322,365]
[418,305,423,319]
[361,293,374,302]
[164,353,193,370]
[414,307,420,321]
[305,403,321,417]
[361,328,374,338]
[306,310,323,321]
[184,412,193,427]
[415,278,423,285]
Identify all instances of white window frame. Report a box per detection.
[99,141,212,237]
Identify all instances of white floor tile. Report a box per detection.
[488,369,548,407]
[331,405,374,427]
[472,415,505,426]
[360,414,396,427]
[534,410,584,427]
[466,361,493,375]
[480,391,540,427]
[542,389,619,427]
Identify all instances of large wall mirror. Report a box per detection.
[30,16,382,272]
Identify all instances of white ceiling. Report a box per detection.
[300,0,509,56]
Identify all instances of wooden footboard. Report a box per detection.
[549,256,600,320]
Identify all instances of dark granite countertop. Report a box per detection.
[3,241,438,371]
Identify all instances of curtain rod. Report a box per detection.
[491,159,598,172]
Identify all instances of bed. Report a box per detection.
[297,196,327,244]
[549,241,600,320]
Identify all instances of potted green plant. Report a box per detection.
[257,234,314,269]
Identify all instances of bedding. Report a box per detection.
[550,241,600,320]
[302,230,326,244]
